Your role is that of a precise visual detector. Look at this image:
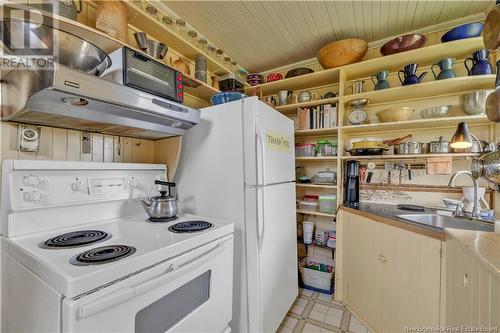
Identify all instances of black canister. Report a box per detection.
[343,160,360,208]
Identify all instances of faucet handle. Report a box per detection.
[454,202,464,217]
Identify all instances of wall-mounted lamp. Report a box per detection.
[450,121,473,149]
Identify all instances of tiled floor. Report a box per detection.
[277,289,372,333]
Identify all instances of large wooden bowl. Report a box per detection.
[317,39,368,69]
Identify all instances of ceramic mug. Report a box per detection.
[278,90,293,105]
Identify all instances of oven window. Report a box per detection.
[135,270,211,333]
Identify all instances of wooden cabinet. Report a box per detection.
[339,210,442,333]
[445,238,500,328]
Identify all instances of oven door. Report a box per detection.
[62,235,233,333]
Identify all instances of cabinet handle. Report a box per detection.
[378,253,387,263]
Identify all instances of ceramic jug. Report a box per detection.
[296,91,317,103]
[371,70,390,90]
[431,58,456,80]
[398,64,428,86]
[170,57,191,75]
[464,49,494,76]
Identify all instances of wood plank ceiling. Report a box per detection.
[159,1,493,72]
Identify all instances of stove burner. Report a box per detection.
[397,204,425,212]
[70,245,136,266]
[168,220,213,233]
[149,216,178,223]
[41,230,111,249]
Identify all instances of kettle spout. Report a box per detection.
[141,199,151,212]
[417,72,428,83]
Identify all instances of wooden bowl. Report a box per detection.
[380,34,426,56]
[317,39,368,69]
[376,107,415,122]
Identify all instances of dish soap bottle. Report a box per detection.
[486,60,500,122]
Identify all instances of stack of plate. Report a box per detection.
[246,73,264,86]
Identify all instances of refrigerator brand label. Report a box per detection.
[266,131,291,153]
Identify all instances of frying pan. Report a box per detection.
[484,0,500,50]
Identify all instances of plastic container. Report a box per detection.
[295,143,316,157]
[327,232,336,248]
[319,194,337,214]
[311,168,336,185]
[316,140,338,156]
[298,200,319,211]
[299,257,335,292]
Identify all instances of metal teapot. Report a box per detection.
[142,180,178,221]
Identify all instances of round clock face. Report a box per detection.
[348,108,367,125]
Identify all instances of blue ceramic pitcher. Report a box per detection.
[464,49,494,76]
[371,70,390,90]
[398,64,428,86]
[431,58,456,80]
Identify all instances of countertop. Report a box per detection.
[341,203,494,240]
[445,229,500,279]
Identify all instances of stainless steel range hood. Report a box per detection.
[0,65,200,139]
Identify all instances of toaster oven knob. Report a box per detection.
[171,121,182,128]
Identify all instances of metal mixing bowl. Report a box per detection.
[420,105,451,118]
[460,90,494,115]
[2,19,111,75]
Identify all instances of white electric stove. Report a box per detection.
[1,160,234,333]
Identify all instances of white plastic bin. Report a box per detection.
[299,257,335,291]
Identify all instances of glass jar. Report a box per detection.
[188,30,198,43]
[208,45,216,56]
[175,19,186,33]
[216,49,224,61]
[198,38,208,52]
[162,16,174,25]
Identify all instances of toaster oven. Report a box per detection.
[104,47,184,103]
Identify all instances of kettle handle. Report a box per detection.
[464,57,474,75]
[370,75,377,86]
[155,180,176,187]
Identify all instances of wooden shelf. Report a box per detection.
[123,1,235,76]
[183,76,219,102]
[295,127,339,137]
[245,68,340,96]
[296,209,336,218]
[342,75,495,106]
[341,115,489,134]
[276,97,339,114]
[342,37,486,79]
[303,242,335,250]
[340,153,479,160]
[296,184,337,189]
[296,157,338,161]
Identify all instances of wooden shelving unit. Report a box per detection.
[296,210,336,218]
[340,153,479,160]
[296,184,337,189]
[295,127,339,137]
[276,97,339,114]
[341,115,489,134]
[245,68,340,96]
[296,157,338,162]
[342,75,495,106]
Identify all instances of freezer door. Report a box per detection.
[243,97,295,186]
[245,182,298,333]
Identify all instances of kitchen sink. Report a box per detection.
[396,214,494,232]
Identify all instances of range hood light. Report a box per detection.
[61,97,89,106]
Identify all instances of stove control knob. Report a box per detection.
[22,175,45,187]
[23,189,43,202]
[130,177,138,188]
[71,180,84,192]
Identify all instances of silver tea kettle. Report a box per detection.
[142,180,178,221]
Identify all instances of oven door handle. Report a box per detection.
[78,239,230,319]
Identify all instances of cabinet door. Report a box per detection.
[342,213,383,332]
[381,224,442,332]
[445,238,474,326]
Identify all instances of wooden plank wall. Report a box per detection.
[1,122,154,164]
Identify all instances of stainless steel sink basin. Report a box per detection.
[396,214,494,232]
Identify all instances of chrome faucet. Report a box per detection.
[448,171,480,219]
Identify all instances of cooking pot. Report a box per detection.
[395,141,422,154]
[141,180,178,221]
[428,136,451,153]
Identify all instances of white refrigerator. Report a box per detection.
[176,96,298,333]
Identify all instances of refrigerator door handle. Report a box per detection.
[256,130,267,186]
[257,187,265,250]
